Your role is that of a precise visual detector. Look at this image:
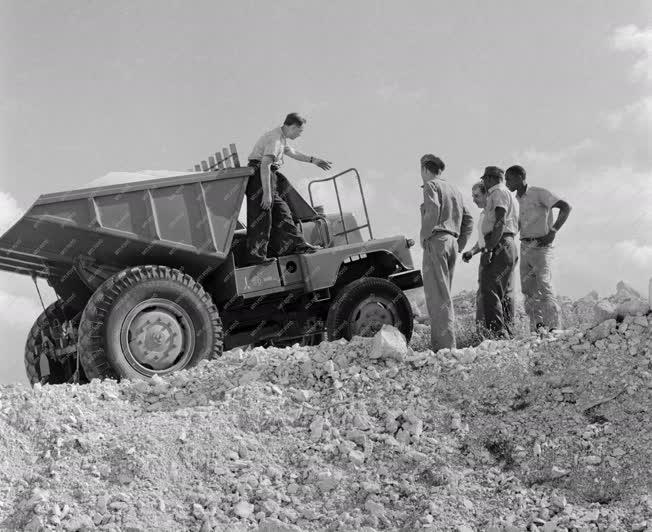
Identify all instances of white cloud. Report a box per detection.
[0,191,25,234]
[0,289,42,385]
[614,240,652,268]
[603,96,652,129]
[0,290,43,326]
[611,25,652,82]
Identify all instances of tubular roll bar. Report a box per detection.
[307,168,373,244]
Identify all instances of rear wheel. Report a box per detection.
[326,278,413,342]
[24,300,83,385]
[78,265,223,381]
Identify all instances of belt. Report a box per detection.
[248,160,278,171]
[483,232,515,239]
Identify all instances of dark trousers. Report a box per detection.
[480,235,518,337]
[246,165,307,262]
[477,260,518,331]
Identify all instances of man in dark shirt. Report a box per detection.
[420,154,473,350]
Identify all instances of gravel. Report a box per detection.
[0,288,651,531]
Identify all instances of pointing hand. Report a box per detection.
[314,158,332,171]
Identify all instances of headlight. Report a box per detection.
[406,238,415,248]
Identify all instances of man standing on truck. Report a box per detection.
[505,164,572,332]
[246,113,332,265]
[420,154,473,351]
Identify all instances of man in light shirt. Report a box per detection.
[246,113,332,265]
[479,166,519,338]
[506,165,572,331]
[420,154,473,351]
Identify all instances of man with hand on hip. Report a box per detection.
[420,154,473,351]
[506,165,571,332]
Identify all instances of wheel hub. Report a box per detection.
[351,297,397,337]
[120,299,195,373]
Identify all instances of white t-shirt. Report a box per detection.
[248,127,289,166]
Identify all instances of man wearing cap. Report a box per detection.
[420,154,473,351]
[246,113,332,265]
[506,165,572,331]
[479,166,520,337]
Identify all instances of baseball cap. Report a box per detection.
[480,166,504,180]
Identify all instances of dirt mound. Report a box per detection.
[0,317,651,530]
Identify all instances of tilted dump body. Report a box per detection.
[0,168,253,280]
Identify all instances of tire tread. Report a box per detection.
[78,265,223,381]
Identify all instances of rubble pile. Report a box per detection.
[0,299,651,530]
[562,281,650,329]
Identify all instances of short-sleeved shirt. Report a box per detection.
[517,185,561,238]
[481,184,519,236]
[420,178,473,245]
[248,127,288,167]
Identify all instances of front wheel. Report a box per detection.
[326,278,413,342]
[78,265,223,381]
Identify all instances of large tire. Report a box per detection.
[326,277,414,342]
[78,265,222,381]
[25,301,82,385]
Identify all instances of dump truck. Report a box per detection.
[0,145,423,385]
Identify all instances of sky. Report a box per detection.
[1,1,651,384]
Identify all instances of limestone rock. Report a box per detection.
[234,501,254,519]
[587,319,617,343]
[369,325,408,362]
[593,300,617,323]
[616,299,650,317]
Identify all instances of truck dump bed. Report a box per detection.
[0,168,252,279]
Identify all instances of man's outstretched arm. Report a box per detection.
[284,145,332,170]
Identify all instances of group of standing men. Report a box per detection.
[242,113,573,353]
[420,155,572,351]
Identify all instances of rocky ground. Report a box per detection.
[0,284,651,531]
